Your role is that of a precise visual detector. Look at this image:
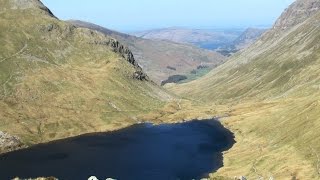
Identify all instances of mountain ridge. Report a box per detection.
[274,0,320,31]
[69,20,226,84]
[1,0,55,17]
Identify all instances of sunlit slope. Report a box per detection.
[0,0,170,147]
[170,12,320,103]
[169,0,320,179]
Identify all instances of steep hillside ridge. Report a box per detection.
[170,0,320,102]
[0,0,55,17]
[0,0,170,153]
[229,28,267,50]
[69,20,226,84]
[274,0,320,31]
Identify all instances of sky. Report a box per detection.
[41,0,295,32]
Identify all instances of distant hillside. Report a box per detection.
[132,27,267,57]
[69,21,226,84]
[0,0,170,153]
[233,28,266,47]
[132,27,243,51]
[170,0,320,179]
[217,28,267,56]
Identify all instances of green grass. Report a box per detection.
[178,67,212,84]
[0,1,170,149]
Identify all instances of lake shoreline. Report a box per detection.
[0,116,228,155]
[0,118,235,180]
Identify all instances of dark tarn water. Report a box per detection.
[0,119,235,180]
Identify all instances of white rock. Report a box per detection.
[88,176,99,180]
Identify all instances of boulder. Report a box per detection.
[0,131,24,153]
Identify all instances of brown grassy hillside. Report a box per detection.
[170,0,320,179]
[0,0,171,152]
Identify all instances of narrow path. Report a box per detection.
[177,99,182,110]
[310,146,320,176]
[0,44,28,63]
[251,145,264,180]
[0,44,27,98]
[1,74,13,98]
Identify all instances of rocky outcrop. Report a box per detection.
[92,38,148,80]
[0,131,24,153]
[274,0,320,30]
[234,176,247,180]
[7,0,56,17]
[107,39,138,67]
[132,70,147,80]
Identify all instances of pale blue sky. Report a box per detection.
[41,0,295,32]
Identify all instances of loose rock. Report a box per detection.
[0,131,24,153]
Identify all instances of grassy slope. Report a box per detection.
[169,3,320,180]
[0,0,171,149]
[68,21,226,84]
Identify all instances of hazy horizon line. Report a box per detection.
[67,18,272,33]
